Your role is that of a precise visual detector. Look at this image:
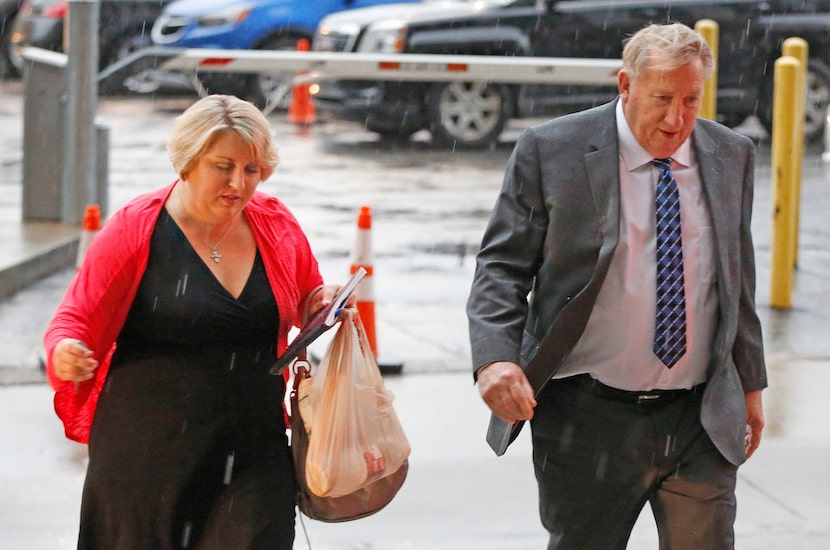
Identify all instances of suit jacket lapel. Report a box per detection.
[692,123,737,363]
[694,124,726,237]
[585,146,621,254]
[587,101,623,261]
[693,124,733,295]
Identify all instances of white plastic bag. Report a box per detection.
[299,309,410,498]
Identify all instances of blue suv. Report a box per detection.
[151,0,409,106]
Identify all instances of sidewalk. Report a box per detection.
[1,78,830,548]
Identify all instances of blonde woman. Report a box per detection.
[46,95,337,549]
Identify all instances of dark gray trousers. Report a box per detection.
[530,374,738,550]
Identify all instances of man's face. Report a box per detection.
[618,57,705,159]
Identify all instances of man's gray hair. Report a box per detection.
[622,23,714,82]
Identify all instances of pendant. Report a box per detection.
[210,249,221,263]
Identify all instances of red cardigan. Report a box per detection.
[44,183,324,443]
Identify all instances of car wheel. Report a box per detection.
[802,60,830,142]
[3,31,24,78]
[759,58,830,142]
[243,35,305,110]
[1,21,23,79]
[426,81,512,148]
[99,30,154,95]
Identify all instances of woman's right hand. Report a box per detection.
[52,338,99,383]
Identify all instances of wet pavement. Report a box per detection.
[1,77,830,548]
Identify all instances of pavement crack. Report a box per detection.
[738,472,808,520]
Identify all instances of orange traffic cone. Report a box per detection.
[76,204,101,269]
[350,205,377,354]
[288,38,317,127]
[349,206,403,374]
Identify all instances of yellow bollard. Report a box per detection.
[770,56,800,309]
[695,19,719,121]
[782,37,808,268]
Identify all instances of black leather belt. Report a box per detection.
[573,374,705,406]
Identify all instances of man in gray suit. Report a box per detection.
[467,23,766,549]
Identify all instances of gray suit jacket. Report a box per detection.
[467,100,767,465]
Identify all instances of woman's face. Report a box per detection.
[182,131,263,223]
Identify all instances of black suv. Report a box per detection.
[313,0,830,147]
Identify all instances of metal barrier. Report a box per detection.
[160,49,623,84]
[97,46,188,94]
[21,48,67,222]
[21,47,109,225]
[159,49,624,112]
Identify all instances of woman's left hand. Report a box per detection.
[306,284,356,318]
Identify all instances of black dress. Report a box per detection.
[78,210,296,550]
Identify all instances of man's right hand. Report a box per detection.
[477,361,537,423]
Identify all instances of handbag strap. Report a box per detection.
[289,283,324,389]
[292,349,311,392]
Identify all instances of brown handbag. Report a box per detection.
[289,353,409,522]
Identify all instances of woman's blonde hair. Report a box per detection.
[168,94,279,181]
[622,23,714,83]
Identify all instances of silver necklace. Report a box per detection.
[204,222,233,263]
[176,186,234,263]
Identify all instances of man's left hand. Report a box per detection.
[744,390,764,458]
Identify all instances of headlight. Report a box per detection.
[195,4,253,27]
[357,20,407,53]
[315,22,361,52]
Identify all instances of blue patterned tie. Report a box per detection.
[651,158,686,368]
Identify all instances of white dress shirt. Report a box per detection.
[554,101,718,391]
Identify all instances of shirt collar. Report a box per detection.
[615,99,692,172]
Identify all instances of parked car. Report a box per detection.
[312,0,830,147]
[9,0,172,93]
[0,0,22,77]
[150,0,412,107]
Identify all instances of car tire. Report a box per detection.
[802,59,830,142]
[243,34,307,110]
[2,22,23,79]
[426,81,512,148]
[759,58,830,142]
[1,24,23,79]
